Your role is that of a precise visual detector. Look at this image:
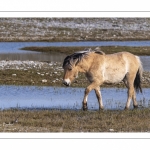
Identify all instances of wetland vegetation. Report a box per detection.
[21,46,150,56]
[0,18,150,132]
[0,64,150,88]
[1,45,150,132]
[0,47,150,132]
[0,109,150,132]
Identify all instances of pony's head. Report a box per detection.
[62,49,91,86]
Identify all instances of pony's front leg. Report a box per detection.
[82,82,99,111]
[82,88,89,111]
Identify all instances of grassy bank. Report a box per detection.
[20,46,150,56]
[0,68,150,88]
[0,109,150,132]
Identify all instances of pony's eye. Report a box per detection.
[68,68,72,71]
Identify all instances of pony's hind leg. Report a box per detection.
[123,76,131,109]
[125,86,134,109]
[125,86,138,109]
[94,86,104,110]
[124,73,137,109]
[132,90,138,108]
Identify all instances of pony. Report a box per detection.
[62,47,143,110]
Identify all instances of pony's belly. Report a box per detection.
[104,79,122,84]
[103,73,125,84]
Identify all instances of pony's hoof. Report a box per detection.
[124,106,129,110]
[99,107,104,111]
[82,103,88,111]
[134,105,138,109]
[83,107,88,111]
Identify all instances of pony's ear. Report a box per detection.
[70,58,74,66]
[94,47,105,55]
[70,57,78,66]
[94,47,101,51]
[74,58,79,66]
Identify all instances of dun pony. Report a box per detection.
[62,47,143,110]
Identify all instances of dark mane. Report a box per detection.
[63,49,91,68]
[62,48,105,68]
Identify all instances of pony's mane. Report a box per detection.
[63,47,105,68]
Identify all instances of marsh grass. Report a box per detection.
[20,46,150,56]
[0,68,150,88]
[0,109,150,132]
[0,68,68,86]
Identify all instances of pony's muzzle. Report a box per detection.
[63,81,70,86]
[63,79,71,86]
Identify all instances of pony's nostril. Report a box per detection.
[63,81,69,86]
[63,79,71,86]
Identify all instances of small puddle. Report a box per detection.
[0,85,149,110]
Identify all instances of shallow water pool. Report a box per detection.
[0,85,149,110]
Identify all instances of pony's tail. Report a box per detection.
[134,56,143,93]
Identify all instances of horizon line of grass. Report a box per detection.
[20,46,150,56]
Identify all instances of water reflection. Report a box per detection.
[1,41,150,54]
[0,52,66,62]
[0,42,150,71]
[0,85,149,110]
[1,41,150,53]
